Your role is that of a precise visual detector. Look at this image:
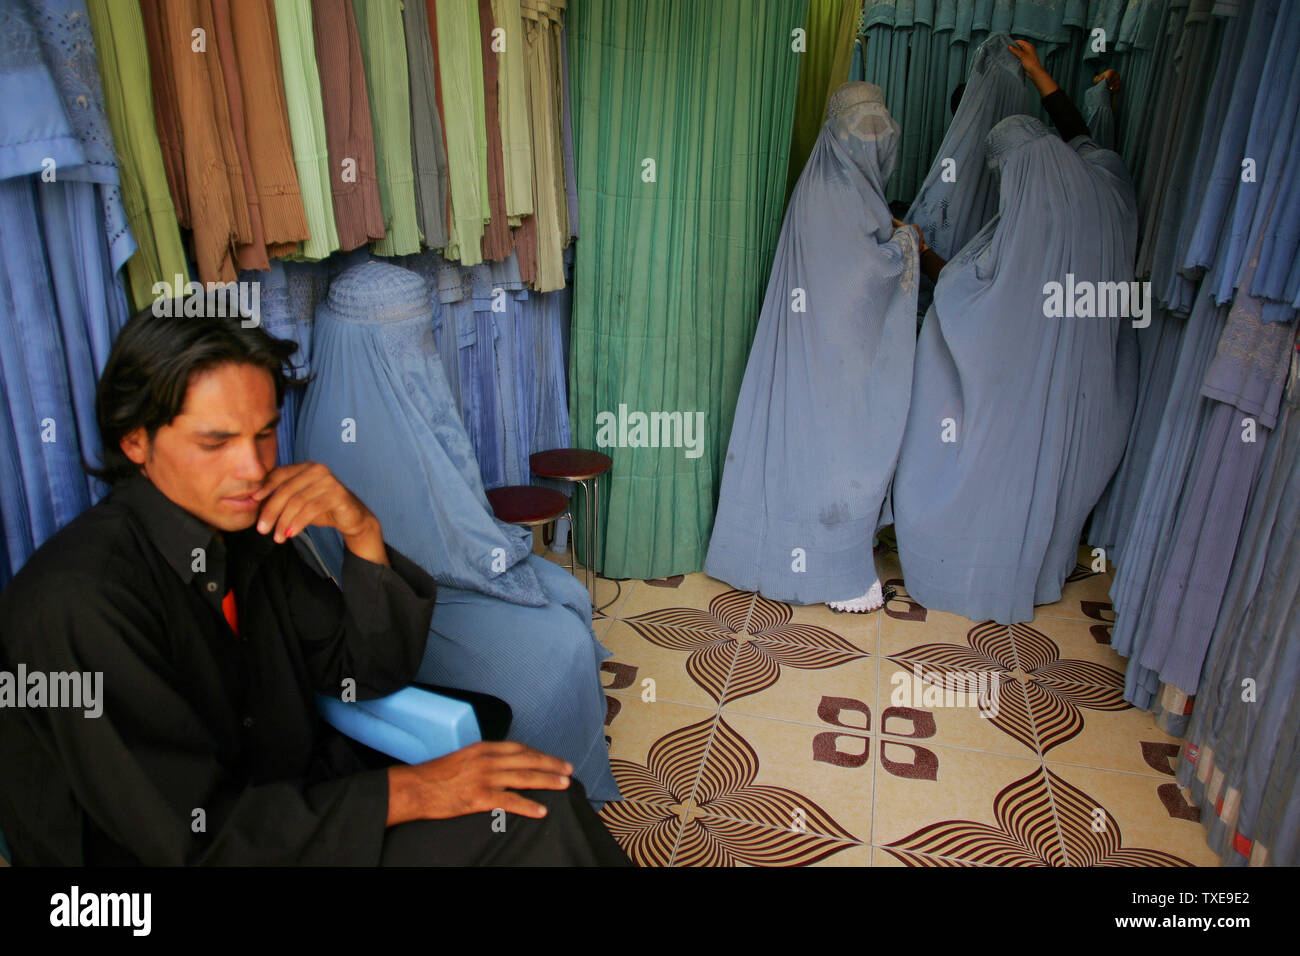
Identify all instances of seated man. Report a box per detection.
[0,301,629,866]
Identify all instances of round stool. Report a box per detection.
[485,485,575,580]
[530,449,612,606]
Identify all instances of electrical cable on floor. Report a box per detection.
[542,521,623,617]
[593,577,623,616]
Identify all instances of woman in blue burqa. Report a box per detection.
[293,260,619,804]
[892,112,1139,625]
[705,82,921,613]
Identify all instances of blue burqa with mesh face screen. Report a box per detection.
[294,260,618,804]
[705,83,920,605]
[905,34,1035,261]
[893,115,1139,626]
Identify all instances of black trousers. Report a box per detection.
[379,778,631,866]
[367,685,630,866]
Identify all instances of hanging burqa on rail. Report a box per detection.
[905,33,1033,260]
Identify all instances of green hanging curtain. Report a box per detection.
[567,0,807,580]
[784,0,860,200]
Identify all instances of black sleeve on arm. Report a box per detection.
[284,541,438,701]
[13,576,391,865]
[920,247,948,283]
[1042,88,1091,142]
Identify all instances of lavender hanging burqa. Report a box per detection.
[705,83,920,605]
[0,0,132,585]
[893,116,1139,625]
[1178,371,1300,866]
[1083,77,1116,151]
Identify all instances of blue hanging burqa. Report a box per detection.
[0,0,133,586]
[705,83,920,605]
[904,33,1034,260]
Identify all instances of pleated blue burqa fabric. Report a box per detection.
[0,0,133,585]
[1104,0,1299,710]
[1083,77,1116,150]
[1090,3,1252,573]
[250,260,328,465]
[1087,306,1185,562]
[1108,285,1228,707]
[705,83,921,605]
[1124,247,1295,700]
[904,33,1033,260]
[893,115,1139,625]
[1177,375,1300,866]
[294,260,618,803]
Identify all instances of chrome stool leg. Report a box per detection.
[576,477,594,606]
[558,509,575,579]
[592,473,600,602]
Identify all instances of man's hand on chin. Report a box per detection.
[249,462,389,567]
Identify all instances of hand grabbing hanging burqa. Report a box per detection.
[705,83,920,609]
[905,34,1034,261]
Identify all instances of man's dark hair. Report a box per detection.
[88,298,309,485]
[950,82,967,116]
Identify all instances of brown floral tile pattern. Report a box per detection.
[624,589,866,705]
[1080,600,1116,644]
[600,716,857,866]
[888,621,1130,754]
[1011,622,1131,751]
[810,695,941,780]
[1065,562,1094,583]
[881,850,985,867]
[595,551,1218,866]
[883,768,1193,866]
[1158,784,1202,822]
[882,577,927,622]
[1047,769,1194,866]
[645,575,685,588]
[1140,741,1180,776]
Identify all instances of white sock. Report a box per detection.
[827,579,884,613]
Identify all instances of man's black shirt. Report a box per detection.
[0,473,439,865]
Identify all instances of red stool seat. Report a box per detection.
[486,485,570,526]
[529,449,612,612]
[530,448,612,481]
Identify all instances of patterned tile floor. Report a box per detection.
[0,534,1217,871]
[543,533,1220,868]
